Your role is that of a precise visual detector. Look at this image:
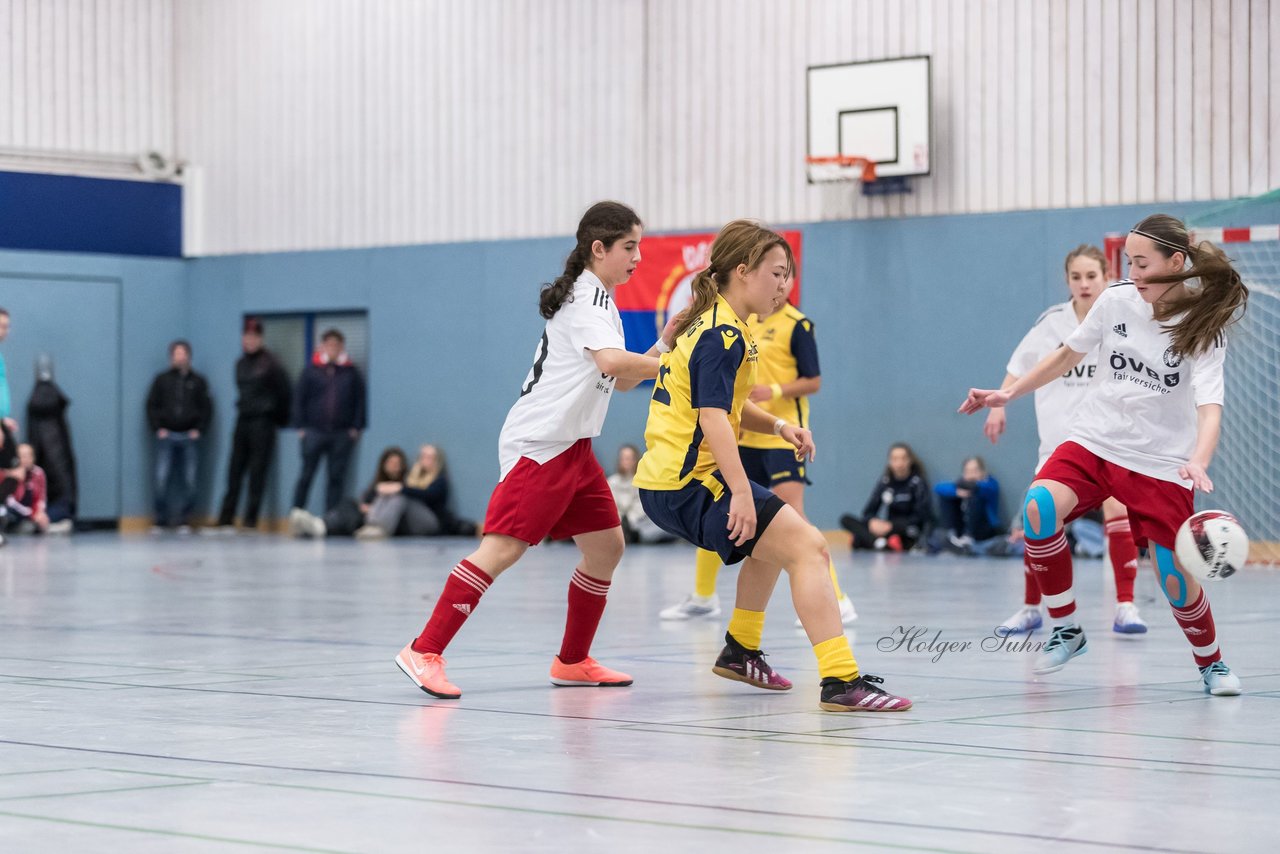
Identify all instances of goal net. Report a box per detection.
[1189,193,1280,565]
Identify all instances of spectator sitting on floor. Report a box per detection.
[290,447,404,538]
[400,444,478,538]
[608,444,675,544]
[1,443,47,537]
[928,456,1004,555]
[840,442,931,551]
[290,445,476,539]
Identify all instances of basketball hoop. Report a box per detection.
[805,155,877,184]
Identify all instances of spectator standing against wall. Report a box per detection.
[0,308,18,467]
[212,318,292,533]
[146,340,212,533]
[0,309,21,545]
[291,329,366,514]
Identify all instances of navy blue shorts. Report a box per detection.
[740,447,811,487]
[639,473,787,565]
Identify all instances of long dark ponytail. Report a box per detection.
[540,201,642,319]
[1132,213,1249,357]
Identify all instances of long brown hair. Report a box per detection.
[1131,214,1249,357]
[1063,244,1108,277]
[671,220,795,338]
[540,201,642,319]
[368,446,407,492]
[884,442,926,480]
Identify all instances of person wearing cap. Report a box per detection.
[212,318,292,533]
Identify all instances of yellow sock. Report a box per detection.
[727,608,766,651]
[694,548,721,598]
[827,558,845,601]
[813,636,859,681]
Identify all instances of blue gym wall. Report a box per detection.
[0,249,186,519]
[183,200,1218,529]
[6,200,1237,528]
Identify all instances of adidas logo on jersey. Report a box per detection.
[453,603,472,616]
[1113,323,1128,337]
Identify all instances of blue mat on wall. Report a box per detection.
[0,170,181,258]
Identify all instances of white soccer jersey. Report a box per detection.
[497,270,626,479]
[1062,282,1226,486]
[1006,301,1100,470]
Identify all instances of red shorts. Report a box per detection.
[483,438,620,546]
[1037,441,1193,551]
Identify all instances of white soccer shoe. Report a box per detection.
[998,605,1044,636]
[1112,601,1148,635]
[1033,624,1087,675]
[1200,661,1242,696]
[659,593,721,621]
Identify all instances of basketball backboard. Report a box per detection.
[806,56,932,183]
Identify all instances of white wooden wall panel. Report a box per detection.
[160,0,1280,254]
[0,0,173,156]
[176,0,647,253]
[1270,0,1280,189]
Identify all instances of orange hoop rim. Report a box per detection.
[805,155,877,183]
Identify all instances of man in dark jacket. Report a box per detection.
[214,318,291,532]
[291,328,366,513]
[146,340,212,531]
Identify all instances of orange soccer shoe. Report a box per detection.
[549,656,633,687]
[396,643,462,699]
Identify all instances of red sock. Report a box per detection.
[411,560,493,655]
[1022,554,1042,606]
[1105,518,1139,602]
[1025,530,1075,620]
[1170,589,1221,667]
[559,569,611,665]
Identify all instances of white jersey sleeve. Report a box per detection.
[567,285,627,354]
[1007,305,1066,377]
[1191,334,1226,407]
[1064,287,1116,355]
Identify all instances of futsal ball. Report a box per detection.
[1174,511,1249,581]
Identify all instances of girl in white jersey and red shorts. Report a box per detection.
[396,201,674,699]
[987,245,1148,637]
[961,214,1249,696]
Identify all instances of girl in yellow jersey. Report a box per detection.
[659,274,858,626]
[635,221,911,712]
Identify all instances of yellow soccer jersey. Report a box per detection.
[634,294,758,491]
[739,304,820,450]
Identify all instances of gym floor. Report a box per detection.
[0,534,1274,853]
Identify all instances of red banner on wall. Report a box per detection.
[612,230,802,352]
